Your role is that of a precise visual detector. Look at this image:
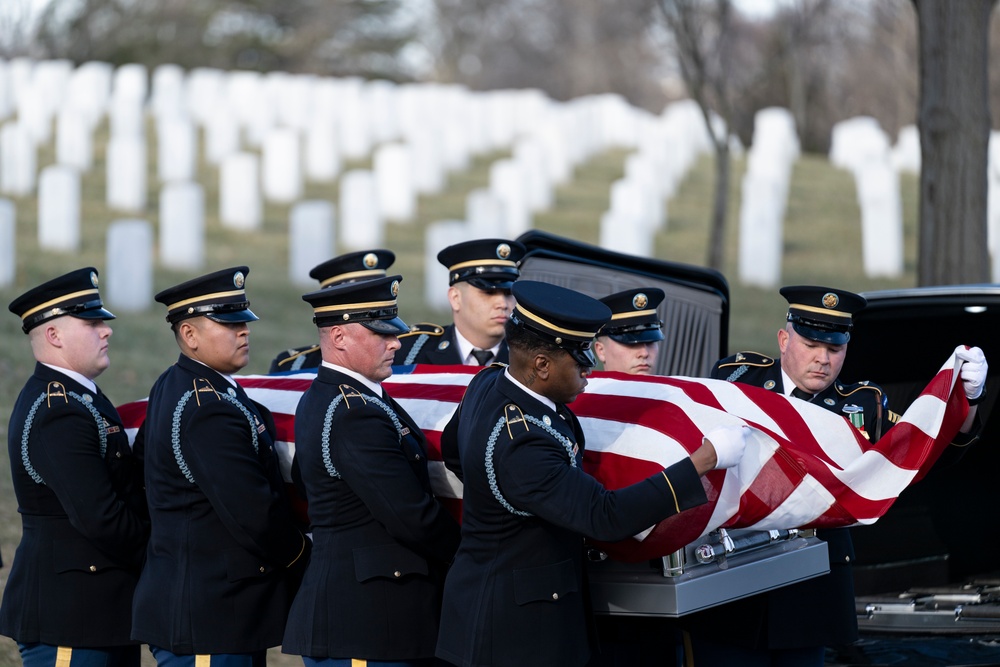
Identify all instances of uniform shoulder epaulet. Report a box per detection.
[275,345,320,368]
[398,322,445,339]
[716,351,774,368]
[191,377,221,406]
[338,384,367,408]
[45,381,69,407]
[503,404,530,439]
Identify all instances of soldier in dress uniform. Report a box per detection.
[131,266,310,667]
[594,287,665,376]
[682,285,988,667]
[1,268,149,667]
[435,280,748,667]
[282,275,460,667]
[394,238,526,367]
[269,249,396,373]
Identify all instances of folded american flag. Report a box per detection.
[117,347,971,563]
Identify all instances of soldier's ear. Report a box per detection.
[533,352,552,380]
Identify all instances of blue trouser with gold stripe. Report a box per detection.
[18,643,140,667]
[149,647,267,667]
[302,658,437,667]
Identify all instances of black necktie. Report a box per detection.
[471,349,494,366]
[791,387,814,402]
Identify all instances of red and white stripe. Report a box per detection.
[118,348,971,562]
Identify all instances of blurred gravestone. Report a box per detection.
[338,78,372,160]
[150,64,186,121]
[466,188,505,238]
[489,159,531,237]
[205,109,240,165]
[304,115,340,182]
[892,125,921,175]
[0,199,14,287]
[599,209,653,257]
[425,221,472,312]
[374,143,415,223]
[0,122,36,196]
[0,60,11,121]
[67,61,113,130]
[106,136,147,211]
[339,170,382,249]
[513,139,552,214]
[989,132,1000,282]
[106,220,153,312]
[262,127,302,204]
[159,181,205,270]
[829,116,903,279]
[219,152,261,229]
[38,165,81,252]
[738,107,799,288]
[289,200,335,286]
[408,128,446,196]
[158,116,197,183]
[56,109,93,171]
[855,161,904,278]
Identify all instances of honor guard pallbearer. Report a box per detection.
[2,268,149,667]
[681,285,988,667]
[594,287,666,376]
[269,249,396,373]
[395,238,526,367]
[282,275,460,667]
[435,280,749,667]
[131,266,309,667]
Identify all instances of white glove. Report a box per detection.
[704,424,749,470]
[956,346,988,401]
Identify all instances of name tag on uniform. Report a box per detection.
[400,426,411,437]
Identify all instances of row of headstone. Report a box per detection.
[737,107,800,288]
[596,99,721,258]
[0,198,13,287]
[828,116,903,278]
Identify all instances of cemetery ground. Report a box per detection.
[0,129,919,665]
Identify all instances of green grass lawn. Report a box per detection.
[0,117,919,664]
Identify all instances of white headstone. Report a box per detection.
[513,139,552,213]
[736,107,799,288]
[17,85,53,145]
[425,221,472,312]
[598,209,654,257]
[150,64,187,120]
[0,199,14,287]
[289,200,336,286]
[106,137,147,211]
[113,64,147,105]
[205,109,241,165]
[56,109,93,171]
[304,115,340,182]
[38,165,81,252]
[988,132,1000,280]
[339,170,382,249]
[67,61,113,130]
[339,79,372,160]
[374,143,416,222]
[157,115,197,183]
[466,188,506,238]
[261,127,302,204]
[489,159,531,237]
[855,161,904,278]
[159,181,205,270]
[891,125,921,175]
[186,67,226,126]
[106,219,153,312]
[0,123,36,196]
[408,128,446,196]
[109,95,145,140]
[830,116,890,173]
[737,170,784,288]
[0,60,12,121]
[219,152,262,230]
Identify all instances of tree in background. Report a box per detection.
[914,0,995,285]
[34,0,419,80]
